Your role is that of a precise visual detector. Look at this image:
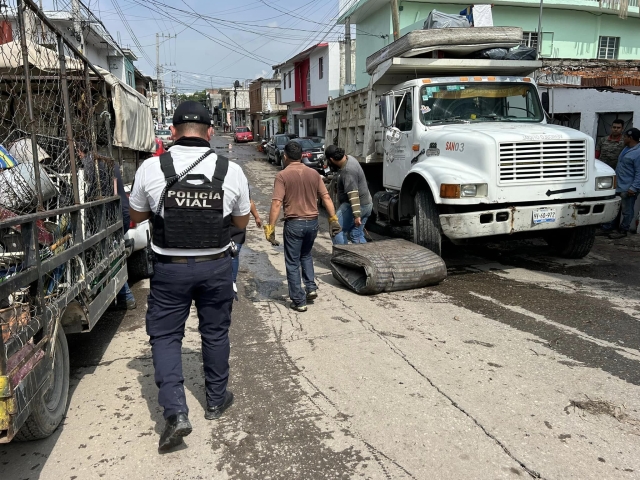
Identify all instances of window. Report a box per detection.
[419,83,543,125]
[394,91,413,131]
[306,68,311,102]
[283,75,286,90]
[319,57,324,79]
[288,72,291,89]
[598,36,619,59]
[275,88,281,105]
[521,32,538,50]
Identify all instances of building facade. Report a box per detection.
[249,77,287,140]
[274,40,355,138]
[221,87,250,130]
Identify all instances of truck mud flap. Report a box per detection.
[330,239,447,295]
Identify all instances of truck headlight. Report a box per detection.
[461,184,477,197]
[441,184,488,198]
[461,183,488,197]
[596,176,615,190]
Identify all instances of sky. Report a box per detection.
[46,0,359,93]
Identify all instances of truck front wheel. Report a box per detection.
[545,226,596,259]
[413,190,442,256]
[15,324,70,441]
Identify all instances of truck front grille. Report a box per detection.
[499,140,587,183]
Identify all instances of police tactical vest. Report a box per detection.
[152,150,231,249]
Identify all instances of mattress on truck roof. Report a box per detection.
[366,27,523,75]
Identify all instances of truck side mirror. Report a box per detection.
[379,95,394,128]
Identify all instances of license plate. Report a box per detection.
[533,208,556,224]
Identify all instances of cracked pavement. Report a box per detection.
[2,134,640,479]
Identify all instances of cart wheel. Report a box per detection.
[14,325,69,441]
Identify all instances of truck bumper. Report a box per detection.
[439,198,620,240]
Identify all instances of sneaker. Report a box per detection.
[290,303,307,312]
[205,391,234,420]
[306,290,318,302]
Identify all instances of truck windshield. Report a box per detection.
[420,82,543,125]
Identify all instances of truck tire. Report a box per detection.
[413,190,442,257]
[15,325,69,441]
[275,152,282,167]
[545,226,596,259]
[128,246,151,279]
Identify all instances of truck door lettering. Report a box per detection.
[446,142,464,152]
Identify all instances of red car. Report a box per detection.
[234,127,254,143]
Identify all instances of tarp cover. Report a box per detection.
[96,67,154,152]
[330,239,447,295]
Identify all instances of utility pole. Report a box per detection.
[155,33,176,124]
[536,0,544,59]
[345,16,352,86]
[156,33,161,125]
[391,0,400,41]
[71,0,85,52]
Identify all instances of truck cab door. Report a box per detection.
[384,90,414,190]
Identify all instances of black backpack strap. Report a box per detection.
[159,152,176,180]
[212,155,229,190]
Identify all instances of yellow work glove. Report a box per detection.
[263,224,280,246]
[328,215,342,238]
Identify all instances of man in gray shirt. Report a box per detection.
[325,145,373,244]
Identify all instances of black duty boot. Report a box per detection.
[159,412,192,451]
[205,391,234,420]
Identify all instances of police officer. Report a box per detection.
[129,101,250,451]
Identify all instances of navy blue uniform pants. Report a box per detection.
[146,255,234,419]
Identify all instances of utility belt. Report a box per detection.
[152,149,231,250]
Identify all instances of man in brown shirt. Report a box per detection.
[264,141,341,312]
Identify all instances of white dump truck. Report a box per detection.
[326,30,619,258]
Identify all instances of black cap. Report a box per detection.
[624,127,640,142]
[173,101,211,126]
[324,145,345,161]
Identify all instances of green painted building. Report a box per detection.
[338,0,640,89]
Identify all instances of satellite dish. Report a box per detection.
[386,127,402,144]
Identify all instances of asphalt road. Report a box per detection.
[2,134,640,479]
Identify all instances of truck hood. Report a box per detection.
[430,122,588,143]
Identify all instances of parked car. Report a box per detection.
[289,138,325,173]
[266,133,298,166]
[302,136,325,149]
[156,129,173,148]
[234,127,254,143]
[153,137,166,156]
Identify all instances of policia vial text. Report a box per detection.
[166,190,222,208]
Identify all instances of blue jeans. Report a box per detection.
[333,202,373,245]
[117,282,135,302]
[603,192,636,232]
[284,218,318,306]
[231,243,243,283]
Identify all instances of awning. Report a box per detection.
[260,115,281,123]
[96,67,155,153]
[296,110,326,119]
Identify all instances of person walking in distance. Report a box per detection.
[324,146,374,244]
[608,128,640,239]
[596,119,625,169]
[129,102,251,451]
[264,141,341,312]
